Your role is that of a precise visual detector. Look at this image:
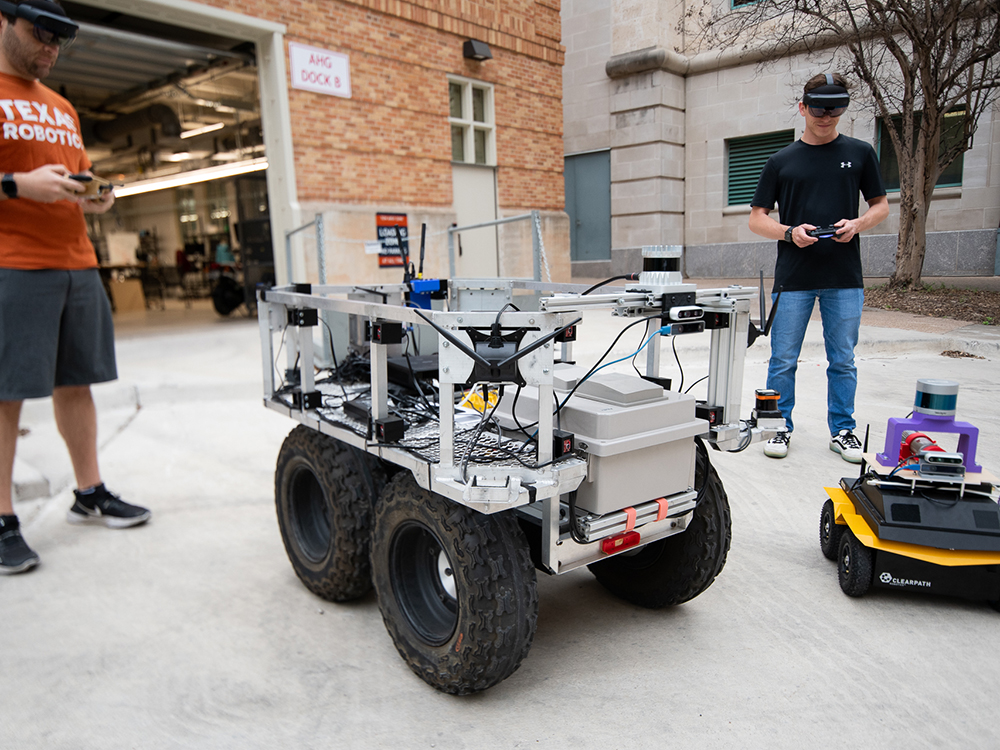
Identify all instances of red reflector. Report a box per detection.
[601,530,641,555]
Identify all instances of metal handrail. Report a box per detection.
[285,207,551,286]
[447,209,548,281]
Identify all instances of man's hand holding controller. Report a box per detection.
[5,165,115,213]
[788,220,857,247]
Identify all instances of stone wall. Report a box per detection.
[683,229,999,279]
[562,1,1000,282]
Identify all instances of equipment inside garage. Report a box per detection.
[48,2,274,315]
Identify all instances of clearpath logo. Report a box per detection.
[880,571,931,587]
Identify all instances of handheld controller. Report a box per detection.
[69,173,114,199]
[807,226,841,239]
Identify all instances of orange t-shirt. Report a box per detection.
[0,71,95,270]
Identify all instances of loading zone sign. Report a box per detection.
[376,213,409,267]
[289,42,351,98]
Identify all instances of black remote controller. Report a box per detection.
[807,226,841,239]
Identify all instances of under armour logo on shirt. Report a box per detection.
[841,161,852,168]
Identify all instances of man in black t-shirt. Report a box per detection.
[749,73,888,462]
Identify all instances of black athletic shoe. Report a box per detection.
[0,516,40,574]
[67,484,151,529]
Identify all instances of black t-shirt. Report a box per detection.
[752,134,885,292]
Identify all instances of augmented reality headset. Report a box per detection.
[803,73,850,117]
[0,0,78,49]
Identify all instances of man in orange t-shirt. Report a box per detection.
[0,0,151,575]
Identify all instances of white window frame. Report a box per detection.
[448,76,495,166]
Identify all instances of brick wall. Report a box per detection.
[198,0,565,212]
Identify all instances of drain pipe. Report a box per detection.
[994,226,999,277]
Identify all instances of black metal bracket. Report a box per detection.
[287,308,318,327]
[412,309,583,384]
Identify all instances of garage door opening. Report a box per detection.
[47,2,278,323]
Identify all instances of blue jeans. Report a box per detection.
[766,288,863,435]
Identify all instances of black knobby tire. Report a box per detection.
[371,472,538,695]
[838,529,874,597]
[587,439,732,609]
[275,425,386,601]
[820,499,845,561]
[211,275,244,316]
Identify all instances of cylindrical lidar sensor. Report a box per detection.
[913,378,959,416]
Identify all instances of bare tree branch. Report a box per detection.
[691,0,1000,289]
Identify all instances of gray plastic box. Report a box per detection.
[495,368,706,515]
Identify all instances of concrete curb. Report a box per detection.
[11,458,49,502]
[11,381,141,504]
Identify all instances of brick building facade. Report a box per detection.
[210,0,570,283]
[77,0,570,285]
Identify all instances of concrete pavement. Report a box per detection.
[3,289,1000,749]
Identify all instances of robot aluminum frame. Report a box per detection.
[257,283,587,515]
[257,280,763,576]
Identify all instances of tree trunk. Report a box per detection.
[892,204,927,290]
[891,175,929,291]
[890,117,937,291]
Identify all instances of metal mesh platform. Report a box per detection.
[274,383,541,469]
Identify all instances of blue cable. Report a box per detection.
[590,326,671,375]
[889,460,918,477]
[522,325,670,446]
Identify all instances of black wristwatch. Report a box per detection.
[1,173,17,199]
[784,225,795,244]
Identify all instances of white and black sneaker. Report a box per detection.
[0,515,40,574]
[830,429,863,464]
[764,430,791,459]
[67,484,151,529]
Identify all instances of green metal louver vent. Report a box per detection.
[727,130,795,206]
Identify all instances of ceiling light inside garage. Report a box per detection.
[212,144,266,161]
[159,149,213,162]
[114,157,268,197]
[181,122,225,139]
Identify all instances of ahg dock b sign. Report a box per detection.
[289,42,352,98]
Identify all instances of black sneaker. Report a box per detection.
[0,516,40,574]
[67,484,151,529]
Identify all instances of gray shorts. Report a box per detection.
[0,269,117,400]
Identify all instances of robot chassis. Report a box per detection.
[821,379,1000,607]
[258,259,780,694]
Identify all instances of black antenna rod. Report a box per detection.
[763,285,783,337]
[860,424,870,478]
[758,269,766,328]
[418,223,427,279]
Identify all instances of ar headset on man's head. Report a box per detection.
[0,0,78,49]
[803,73,850,118]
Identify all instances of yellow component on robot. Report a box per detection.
[459,387,499,414]
[824,486,1000,567]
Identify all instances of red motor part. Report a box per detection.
[899,431,945,462]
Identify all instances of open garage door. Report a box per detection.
[31,1,294,321]
[46,3,272,317]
